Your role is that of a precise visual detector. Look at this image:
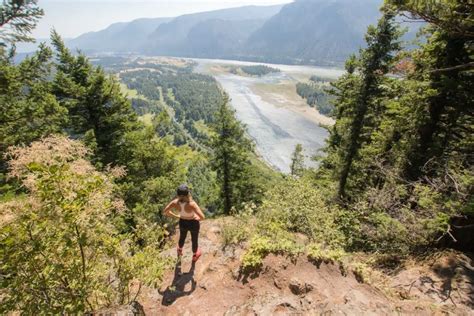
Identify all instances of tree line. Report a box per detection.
[0,1,269,312]
[317,0,472,252]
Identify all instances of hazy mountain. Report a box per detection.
[68,0,422,65]
[182,19,267,58]
[245,0,382,65]
[143,5,284,56]
[68,17,173,53]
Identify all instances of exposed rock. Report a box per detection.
[273,277,282,289]
[136,219,474,315]
[289,277,313,296]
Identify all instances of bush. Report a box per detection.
[238,177,346,270]
[220,205,254,248]
[257,177,346,248]
[307,243,346,266]
[241,233,301,271]
[0,136,169,314]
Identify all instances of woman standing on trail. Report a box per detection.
[163,184,205,262]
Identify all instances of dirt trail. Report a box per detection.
[136,219,474,315]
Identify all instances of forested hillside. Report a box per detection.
[66,0,389,65]
[0,0,472,314]
[245,0,381,64]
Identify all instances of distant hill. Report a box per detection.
[244,0,382,65]
[181,19,267,58]
[67,17,173,53]
[143,5,284,56]
[67,0,424,65]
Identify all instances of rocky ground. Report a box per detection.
[100,219,474,315]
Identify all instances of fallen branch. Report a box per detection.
[430,62,474,74]
[435,224,457,243]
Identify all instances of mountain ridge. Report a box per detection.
[65,0,405,65]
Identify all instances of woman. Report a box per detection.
[163,184,205,262]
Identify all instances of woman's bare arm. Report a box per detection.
[163,199,180,219]
[191,202,205,220]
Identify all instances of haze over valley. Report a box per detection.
[66,0,388,66]
[57,0,398,172]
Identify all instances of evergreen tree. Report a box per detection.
[383,0,473,181]
[324,12,403,199]
[0,0,43,49]
[210,94,257,214]
[0,43,67,179]
[290,143,305,177]
[50,31,138,165]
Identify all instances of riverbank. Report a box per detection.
[193,58,342,173]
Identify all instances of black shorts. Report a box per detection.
[179,218,200,232]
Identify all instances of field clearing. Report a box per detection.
[119,83,144,99]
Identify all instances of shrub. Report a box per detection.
[241,233,301,271]
[0,136,169,314]
[307,243,346,265]
[256,177,346,248]
[239,177,346,270]
[220,204,255,248]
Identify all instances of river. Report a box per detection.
[192,58,344,173]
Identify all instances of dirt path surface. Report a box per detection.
[135,219,473,315]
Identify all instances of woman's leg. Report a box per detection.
[178,219,188,249]
[190,230,199,253]
[178,229,187,249]
[190,220,200,253]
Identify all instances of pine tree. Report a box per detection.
[50,30,138,165]
[0,0,43,49]
[210,94,256,214]
[0,43,67,177]
[290,143,305,177]
[325,12,403,199]
[383,0,474,181]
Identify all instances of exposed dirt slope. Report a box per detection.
[135,219,473,315]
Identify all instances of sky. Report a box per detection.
[33,0,293,39]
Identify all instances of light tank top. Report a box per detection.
[179,201,194,219]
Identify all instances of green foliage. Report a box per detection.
[241,232,301,271]
[290,143,305,177]
[318,1,473,253]
[0,136,169,314]
[324,12,404,198]
[210,94,264,214]
[362,211,413,254]
[236,65,281,76]
[221,218,249,247]
[258,177,346,248]
[296,81,334,115]
[384,0,473,39]
[307,243,346,269]
[131,98,161,116]
[186,157,219,212]
[234,177,347,270]
[51,31,138,165]
[115,124,193,225]
[0,44,67,173]
[0,0,44,48]
[120,69,222,126]
[220,205,254,248]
